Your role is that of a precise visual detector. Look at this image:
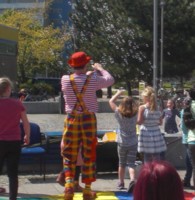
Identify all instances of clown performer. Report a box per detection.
[61,51,114,200]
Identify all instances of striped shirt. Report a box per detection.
[115,108,137,146]
[61,70,114,113]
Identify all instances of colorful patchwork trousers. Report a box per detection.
[62,112,97,184]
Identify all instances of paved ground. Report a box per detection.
[0,168,190,198]
[27,113,118,132]
[0,114,194,198]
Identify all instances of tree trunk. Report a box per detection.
[180,76,183,89]
[126,81,132,96]
[107,86,112,98]
[18,64,26,83]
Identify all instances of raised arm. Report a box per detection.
[109,89,124,111]
[92,63,115,89]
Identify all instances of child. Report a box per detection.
[61,51,114,200]
[109,89,138,193]
[162,99,180,134]
[137,86,167,163]
[0,77,30,200]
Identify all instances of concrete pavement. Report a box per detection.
[0,113,193,199]
[26,113,118,132]
[0,169,190,199]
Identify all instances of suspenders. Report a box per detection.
[63,74,97,183]
[69,74,91,114]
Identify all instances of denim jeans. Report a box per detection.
[188,144,195,188]
[183,144,192,184]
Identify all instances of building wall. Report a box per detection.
[0,55,17,81]
[0,24,18,81]
[0,0,45,10]
[0,0,72,80]
[44,0,72,28]
[0,1,45,82]
[0,0,45,24]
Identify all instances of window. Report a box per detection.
[0,39,17,56]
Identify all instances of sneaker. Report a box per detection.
[0,187,6,193]
[182,180,194,189]
[117,182,125,190]
[127,180,135,193]
[183,182,192,188]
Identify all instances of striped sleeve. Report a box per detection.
[95,70,114,90]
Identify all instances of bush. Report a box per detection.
[19,81,54,96]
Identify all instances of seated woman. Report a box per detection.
[133,160,185,200]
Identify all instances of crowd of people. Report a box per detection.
[0,51,195,200]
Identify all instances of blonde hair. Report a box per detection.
[118,96,138,118]
[142,86,157,111]
[0,77,12,97]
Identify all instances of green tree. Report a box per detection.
[0,9,70,83]
[122,0,195,83]
[70,0,149,94]
[70,0,195,88]
[163,0,195,82]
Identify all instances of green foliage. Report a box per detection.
[183,82,193,89]
[70,0,148,89]
[163,82,171,89]
[1,0,195,88]
[19,81,54,95]
[0,9,70,83]
[162,0,195,78]
[122,0,195,79]
[70,0,195,86]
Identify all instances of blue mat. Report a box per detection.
[116,191,133,200]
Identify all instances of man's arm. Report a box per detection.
[92,63,114,89]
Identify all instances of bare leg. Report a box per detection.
[118,166,125,184]
[129,167,135,181]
